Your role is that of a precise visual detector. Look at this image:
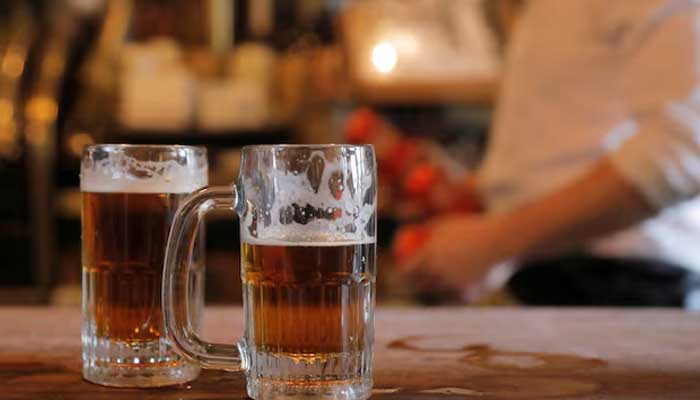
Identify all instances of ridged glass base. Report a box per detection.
[82,337,200,387]
[247,377,372,400]
[245,347,372,400]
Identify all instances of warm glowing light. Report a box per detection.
[25,96,58,123]
[67,131,94,156]
[2,51,25,79]
[371,42,397,74]
[0,99,13,122]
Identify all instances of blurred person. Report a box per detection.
[399,0,700,306]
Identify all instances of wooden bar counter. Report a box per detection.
[0,307,698,399]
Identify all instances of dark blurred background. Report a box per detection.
[0,0,518,305]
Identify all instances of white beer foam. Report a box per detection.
[81,152,207,193]
[242,237,376,246]
[240,148,376,243]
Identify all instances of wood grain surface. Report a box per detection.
[0,307,699,399]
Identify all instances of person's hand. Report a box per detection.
[394,213,514,293]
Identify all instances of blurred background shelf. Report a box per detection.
[110,126,292,146]
[352,77,499,106]
[0,0,513,305]
[0,288,49,305]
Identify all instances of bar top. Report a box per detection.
[1,307,699,399]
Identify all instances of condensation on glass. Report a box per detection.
[163,144,377,400]
[81,144,207,387]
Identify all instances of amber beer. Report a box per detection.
[81,144,206,388]
[241,240,375,355]
[82,191,201,341]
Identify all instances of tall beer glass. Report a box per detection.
[81,144,207,387]
[163,145,377,399]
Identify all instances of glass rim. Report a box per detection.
[241,143,374,152]
[83,144,207,156]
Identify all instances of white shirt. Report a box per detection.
[479,0,700,271]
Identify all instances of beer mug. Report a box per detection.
[81,144,207,387]
[163,145,377,399]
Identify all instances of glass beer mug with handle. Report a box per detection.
[163,145,377,400]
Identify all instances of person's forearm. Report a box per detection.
[494,159,656,258]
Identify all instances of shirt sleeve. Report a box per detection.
[608,3,700,209]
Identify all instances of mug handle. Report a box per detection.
[163,185,245,371]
